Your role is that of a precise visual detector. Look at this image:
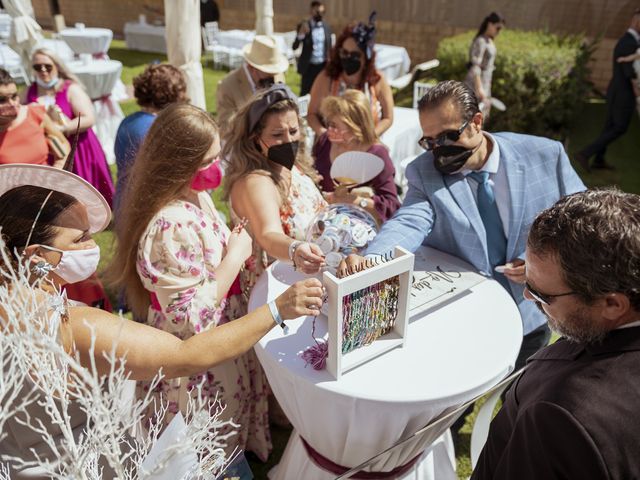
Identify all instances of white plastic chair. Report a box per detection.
[413,80,435,109]
[296,93,310,118]
[211,44,230,70]
[388,59,440,90]
[396,155,418,199]
[202,21,220,66]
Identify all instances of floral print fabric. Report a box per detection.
[136,192,272,460]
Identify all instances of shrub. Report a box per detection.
[435,29,594,139]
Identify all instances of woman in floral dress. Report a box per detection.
[108,103,272,478]
[223,84,327,297]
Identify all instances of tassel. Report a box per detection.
[301,340,328,370]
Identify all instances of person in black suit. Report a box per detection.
[293,1,332,96]
[576,9,640,171]
[200,0,220,27]
[472,188,640,480]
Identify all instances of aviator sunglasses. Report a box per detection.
[418,119,470,151]
[32,64,54,73]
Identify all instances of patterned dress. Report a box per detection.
[236,165,327,299]
[135,192,272,461]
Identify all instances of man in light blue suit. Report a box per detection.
[363,80,585,370]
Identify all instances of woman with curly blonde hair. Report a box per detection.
[223,84,327,296]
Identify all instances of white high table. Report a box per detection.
[375,43,411,82]
[124,22,167,54]
[60,27,113,56]
[248,247,522,479]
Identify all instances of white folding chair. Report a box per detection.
[211,45,230,70]
[202,21,220,67]
[413,81,435,109]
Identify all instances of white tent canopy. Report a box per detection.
[164,0,206,110]
[4,0,43,70]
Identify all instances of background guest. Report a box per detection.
[464,12,505,118]
[0,68,68,167]
[27,47,114,207]
[293,0,332,96]
[307,12,394,137]
[200,0,220,27]
[576,9,640,172]
[223,84,326,297]
[216,35,289,138]
[109,103,271,473]
[113,63,188,215]
[313,89,400,222]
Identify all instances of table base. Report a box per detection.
[268,430,457,480]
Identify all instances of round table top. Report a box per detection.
[248,247,523,405]
[67,59,122,75]
[60,27,113,39]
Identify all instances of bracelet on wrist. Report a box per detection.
[268,300,289,334]
[288,240,303,262]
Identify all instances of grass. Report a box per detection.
[98,40,639,479]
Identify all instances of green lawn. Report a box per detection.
[98,40,639,479]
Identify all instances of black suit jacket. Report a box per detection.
[472,326,640,480]
[609,31,639,99]
[293,19,332,75]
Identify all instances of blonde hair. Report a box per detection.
[319,89,378,145]
[107,103,219,318]
[222,89,318,202]
[31,48,83,87]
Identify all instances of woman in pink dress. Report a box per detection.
[26,47,114,207]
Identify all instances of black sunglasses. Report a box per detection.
[525,280,576,306]
[0,93,19,104]
[33,64,54,73]
[418,120,469,151]
[338,48,361,61]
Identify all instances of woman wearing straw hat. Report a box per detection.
[0,160,323,478]
[216,35,289,137]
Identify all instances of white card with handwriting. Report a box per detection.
[409,246,487,316]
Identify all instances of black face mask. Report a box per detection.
[313,14,323,22]
[340,57,361,76]
[257,77,276,90]
[266,141,299,170]
[432,145,475,175]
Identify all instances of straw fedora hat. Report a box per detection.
[242,35,289,75]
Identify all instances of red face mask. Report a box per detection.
[190,159,222,191]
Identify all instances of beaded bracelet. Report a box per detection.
[289,240,305,270]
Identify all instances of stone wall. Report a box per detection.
[32,0,639,92]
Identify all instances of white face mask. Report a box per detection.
[41,245,100,284]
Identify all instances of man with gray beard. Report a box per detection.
[472,188,640,480]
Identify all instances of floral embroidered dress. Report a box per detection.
[236,165,327,298]
[135,192,272,461]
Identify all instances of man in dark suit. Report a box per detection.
[472,188,640,480]
[293,1,332,96]
[577,9,640,171]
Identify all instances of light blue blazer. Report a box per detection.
[366,132,586,334]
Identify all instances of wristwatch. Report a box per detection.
[359,198,368,209]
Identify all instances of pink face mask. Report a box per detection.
[191,159,222,191]
[327,126,351,144]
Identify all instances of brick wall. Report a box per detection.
[32,0,638,92]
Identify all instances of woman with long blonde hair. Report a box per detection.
[109,103,288,476]
[26,47,114,207]
[222,84,327,296]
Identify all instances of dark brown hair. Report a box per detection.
[476,12,505,38]
[133,64,188,110]
[108,103,218,318]
[528,188,640,311]
[417,80,480,121]
[325,24,380,88]
[0,186,77,281]
[0,68,15,87]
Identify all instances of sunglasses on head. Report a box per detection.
[33,64,54,73]
[418,119,469,151]
[524,280,577,306]
[0,93,19,104]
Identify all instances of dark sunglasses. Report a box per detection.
[0,93,19,104]
[418,120,469,151]
[338,48,361,61]
[32,64,54,73]
[525,280,576,306]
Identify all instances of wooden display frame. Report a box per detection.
[323,247,414,380]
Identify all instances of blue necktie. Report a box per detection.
[468,171,507,272]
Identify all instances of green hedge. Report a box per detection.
[435,30,594,139]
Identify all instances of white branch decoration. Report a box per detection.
[0,235,234,478]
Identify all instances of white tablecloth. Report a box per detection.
[375,44,411,82]
[39,38,76,63]
[215,29,294,60]
[124,22,167,54]
[68,59,125,165]
[60,27,113,55]
[0,13,12,40]
[381,106,423,184]
[0,43,22,68]
[248,247,522,479]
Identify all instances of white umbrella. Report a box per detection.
[4,0,43,70]
[164,0,206,110]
